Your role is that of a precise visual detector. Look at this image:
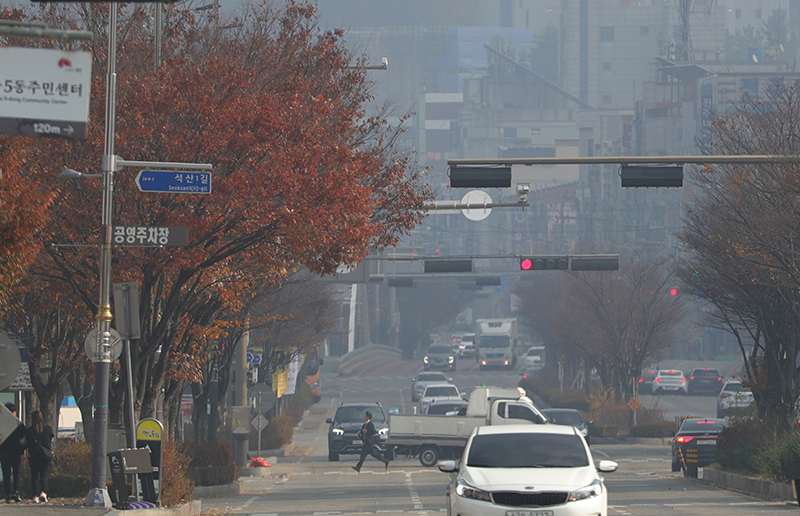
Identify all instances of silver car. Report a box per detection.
[411,371,451,401]
[653,369,688,395]
[418,382,464,414]
[717,380,755,417]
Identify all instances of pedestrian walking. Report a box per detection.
[351,411,389,472]
[26,410,54,504]
[0,403,26,503]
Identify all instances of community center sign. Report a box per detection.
[0,47,91,140]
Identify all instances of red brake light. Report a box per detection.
[717,377,722,381]
[720,393,731,399]
[676,436,695,444]
[691,376,695,380]
[682,378,686,383]
[655,378,660,383]
[639,378,644,383]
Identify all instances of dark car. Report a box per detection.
[670,418,727,472]
[687,368,723,395]
[326,403,388,461]
[638,369,657,394]
[541,408,592,445]
[423,344,457,371]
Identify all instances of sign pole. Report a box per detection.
[84,2,117,508]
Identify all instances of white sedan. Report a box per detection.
[438,424,617,516]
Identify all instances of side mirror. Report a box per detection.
[325,418,333,424]
[666,430,675,437]
[448,378,453,382]
[586,420,593,426]
[437,460,459,473]
[462,394,468,400]
[597,460,618,473]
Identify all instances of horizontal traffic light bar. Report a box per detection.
[447,155,800,166]
[519,254,619,272]
[620,166,683,188]
[449,166,512,188]
[424,259,473,273]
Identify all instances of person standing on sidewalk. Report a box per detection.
[26,410,54,504]
[0,403,26,503]
[351,411,389,472]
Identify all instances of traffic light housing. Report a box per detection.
[520,256,568,271]
[424,259,473,273]
[570,256,619,271]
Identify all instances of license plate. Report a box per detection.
[506,511,554,516]
[698,439,716,445]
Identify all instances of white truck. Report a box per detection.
[386,387,548,466]
[475,318,518,370]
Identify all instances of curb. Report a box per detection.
[192,483,241,499]
[591,437,671,445]
[701,468,796,502]
[107,500,201,516]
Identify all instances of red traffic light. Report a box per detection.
[521,258,533,270]
[670,288,678,296]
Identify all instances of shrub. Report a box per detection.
[160,441,195,507]
[630,421,676,438]
[181,440,239,486]
[261,413,294,450]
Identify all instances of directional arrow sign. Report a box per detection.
[135,170,212,194]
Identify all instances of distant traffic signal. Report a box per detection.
[519,256,568,271]
[670,288,678,296]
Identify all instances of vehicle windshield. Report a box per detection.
[480,335,510,348]
[679,420,726,432]
[543,410,583,426]
[467,433,589,468]
[424,386,459,397]
[416,372,447,382]
[427,403,467,415]
[722,382,749,393]
[692,369,720,377]
[461,335,475,344]
[659,371,681,376]
[427,345,451,355]
[335,406,385,423]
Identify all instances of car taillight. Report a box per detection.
[682,378,687,383]
[639,378,644,383]
[523,374,529,379]
[676,436,694,444]
[717,377,722,381]
[691,376,695,380]
[720,393,731,399]
[655,378,661,383]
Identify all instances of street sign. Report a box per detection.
[231,406,251,434]
[112,282,141,340]
[0,48,91,140]
[251,414,269,432]
[113,226,188,246]
[135,170,211,194]
[250,384,276,414]
[627,398,642,411]
[84,328,123,363]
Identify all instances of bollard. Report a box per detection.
[684,447,699,479]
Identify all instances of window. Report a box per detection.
[603,94,612,103]
[600,26,614,41]
[735,9,741,19]
[603,61,612,71]
[640,26,650,36]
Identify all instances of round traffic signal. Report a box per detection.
[670,288,678,296]
[521,258,533,270]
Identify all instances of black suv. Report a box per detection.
[687,368,723,395]
[326,402,388,461]
[424,344,457,371]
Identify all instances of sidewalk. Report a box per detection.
[0,497,201,516]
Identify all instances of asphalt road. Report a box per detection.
[200,357,795,516]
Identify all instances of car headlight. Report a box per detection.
[568,479,602,502]
[331,428,344,435]
[455,482,491,501]
[379,427,388,435]
[448,356,455,363]
[423,356,430,364]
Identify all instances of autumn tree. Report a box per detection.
[514,248,685,399]
[9,0,431,436]
[679,80,800,421]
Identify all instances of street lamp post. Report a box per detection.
[84,2,119,507]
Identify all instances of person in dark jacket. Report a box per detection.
[26,410,54,504]
[0,403,25,503]
[351,411,389,473]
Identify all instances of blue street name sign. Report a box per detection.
[135,170,212,194]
